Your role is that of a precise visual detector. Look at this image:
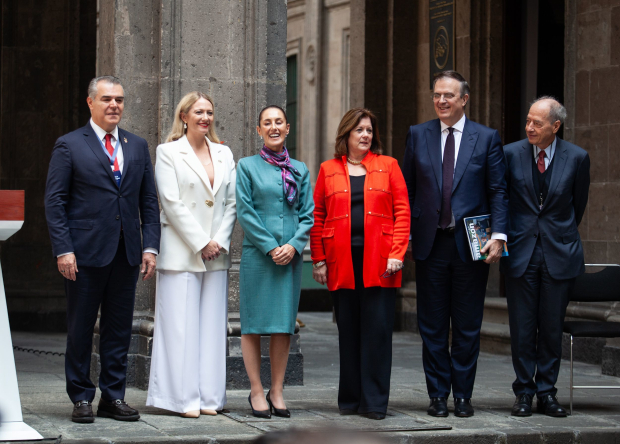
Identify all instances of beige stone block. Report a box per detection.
[417,0,429,44]
[577,10,611,71]
[583,240,608,263]
[455,0,471,38]
[590,0,620,9]
[588,183,620,241]
[418,43,430,90]
[609,124,620,181]
[590,66,620,125]
[575,126,608,183]
[456,35,471,82]
[607,241,620,265]
[575,71,590,127]
[612,7,620,65]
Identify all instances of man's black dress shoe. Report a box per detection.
[537,394,567,417]
[364,412,386,420]
[266,390,290,418]
[427,397,449,417]
[248,394,271,419]
[72,400,94,423]
[339,408,358,415]
[454,398,474,417]
[97,399,140,421]
[511,394,533,417]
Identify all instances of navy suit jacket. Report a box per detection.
[403,117,509,262]
[500,138,590,280]
[45,123,160,268]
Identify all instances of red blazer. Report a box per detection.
[310,152,410,291]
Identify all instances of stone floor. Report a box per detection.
[6,312,620,443]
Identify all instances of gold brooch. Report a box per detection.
[205,200,214,207]
[123,137,128,143]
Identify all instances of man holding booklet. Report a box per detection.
[501,97,590,418]
[403,71,508,417]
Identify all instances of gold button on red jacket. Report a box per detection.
[310,152,411,291]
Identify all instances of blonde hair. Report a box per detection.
[166,92,221,143]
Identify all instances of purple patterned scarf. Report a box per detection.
[260,146,300,206]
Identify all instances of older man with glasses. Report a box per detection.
[402,70,509,418]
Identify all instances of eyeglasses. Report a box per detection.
[431,93,458,101]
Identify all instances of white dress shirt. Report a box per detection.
[90,118,124,173]
[533,137,557,170]
[58,120,158,257]
[438,114,506,242]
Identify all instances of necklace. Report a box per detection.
[347,157,363,165]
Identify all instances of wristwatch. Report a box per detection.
[313,260,326,269]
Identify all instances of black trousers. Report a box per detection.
[505,240,573,398]
[65,236,139,403]
[331,245,396,414]
[415,229,489,399]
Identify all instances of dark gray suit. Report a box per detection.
[501,137,590,397]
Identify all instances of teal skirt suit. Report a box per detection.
[236,154,314,334]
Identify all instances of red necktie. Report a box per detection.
[537,150,546,173]
[105,134,120,172]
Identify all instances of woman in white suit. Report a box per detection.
[146,92,236,418]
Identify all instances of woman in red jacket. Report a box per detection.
[310,108,410,420]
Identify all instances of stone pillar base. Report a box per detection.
[91,317,154,391]
[91,312,304,391]
[226,312,303,389]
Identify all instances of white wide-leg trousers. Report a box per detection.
[147,269,228,413]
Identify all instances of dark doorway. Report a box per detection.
[0,0,97,331]
[502,0,565,144]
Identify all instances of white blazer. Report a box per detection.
[155,135,237,272]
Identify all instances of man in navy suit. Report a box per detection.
[502,97,590,418]
[403,71,508,417]
[45,76,160,423]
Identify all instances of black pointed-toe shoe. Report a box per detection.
[537,394,567,417]
[266,390,290,418]
[511,394,533,417]
[454,398,474,417]
[427,397,449,417]
[248,394,271,419]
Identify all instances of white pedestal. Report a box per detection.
[0,220,43,440]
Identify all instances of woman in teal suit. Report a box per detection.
[236,105,314,419]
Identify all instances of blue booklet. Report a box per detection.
[463,214,509,261]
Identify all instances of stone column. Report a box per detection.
[92,0,299,390]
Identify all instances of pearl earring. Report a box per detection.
[184,122,187,129]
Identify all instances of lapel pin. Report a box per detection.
[124,137,128,143]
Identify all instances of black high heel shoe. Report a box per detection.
[248,394,271,419]
[266,390,291,418]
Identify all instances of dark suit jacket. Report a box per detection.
[500,137,590,280]
[403,117,509,262]
[45,122,160,268]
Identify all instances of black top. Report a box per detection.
[350,174,366,246]
[532,154,555,209]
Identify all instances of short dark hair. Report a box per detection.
[432,70,470,97]
[334,108,383,158]
[258,105,287,125]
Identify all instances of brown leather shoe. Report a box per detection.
[97,398,140,421]
[72,400,94,423]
